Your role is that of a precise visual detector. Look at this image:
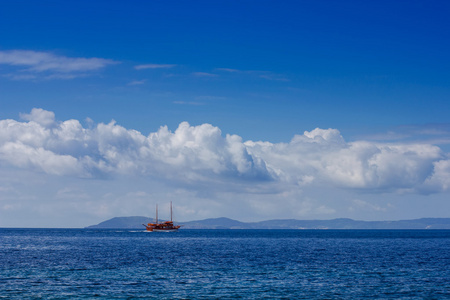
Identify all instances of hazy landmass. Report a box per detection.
[86,217,450,230]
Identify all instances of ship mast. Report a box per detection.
[156,203,158,224]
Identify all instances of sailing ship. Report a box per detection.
[143,202,181,232]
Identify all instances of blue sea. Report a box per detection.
[1,229,449,299]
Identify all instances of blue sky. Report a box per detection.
[0,1,450,227]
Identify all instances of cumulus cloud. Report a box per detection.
[246,130,446,193]
[0,109,449,195]
[20,108,56,127]
[0,50,117,79]
[0,110,270,182]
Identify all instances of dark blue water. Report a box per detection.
[1,229,449,299]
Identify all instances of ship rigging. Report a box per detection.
[143,202,181,232]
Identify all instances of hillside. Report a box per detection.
[86,217,450,229]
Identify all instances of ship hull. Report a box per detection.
[144,202,180,232]
[144,223,181,232]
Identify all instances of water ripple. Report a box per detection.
[0,229,449,299]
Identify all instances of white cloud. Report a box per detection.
[173,101,204,106]
[258,74,290,82]
[191,72,218,77]
[246,129,447,193]
[0,110,270,183]
[0,50,117,79]
[349,199,392,212]
[423,159,450,193]
[194,96,227,101]
[128,80,146,85]
[20,108,56,127]
[1,109,450,197]
[360,123,450,146]
[215,68,241,73]
[134,64,176,70]
[215,68,289,81]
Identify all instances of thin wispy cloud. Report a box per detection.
[134,64,176,70]
[0,50,117,80]
[349,199,392,212]
[215,67,289,81]
[258,73,290,82]
[173,101,205,106]
[191,72,219,77]
[127,79,146,86]
[4,74,37,81]
[215,68,241,73]
[362,123,450,145]
[194,95,227,101]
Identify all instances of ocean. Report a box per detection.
[1,229,449,299]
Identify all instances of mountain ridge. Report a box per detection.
[85,216,450,229]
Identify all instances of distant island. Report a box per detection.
[86,217,450,230]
